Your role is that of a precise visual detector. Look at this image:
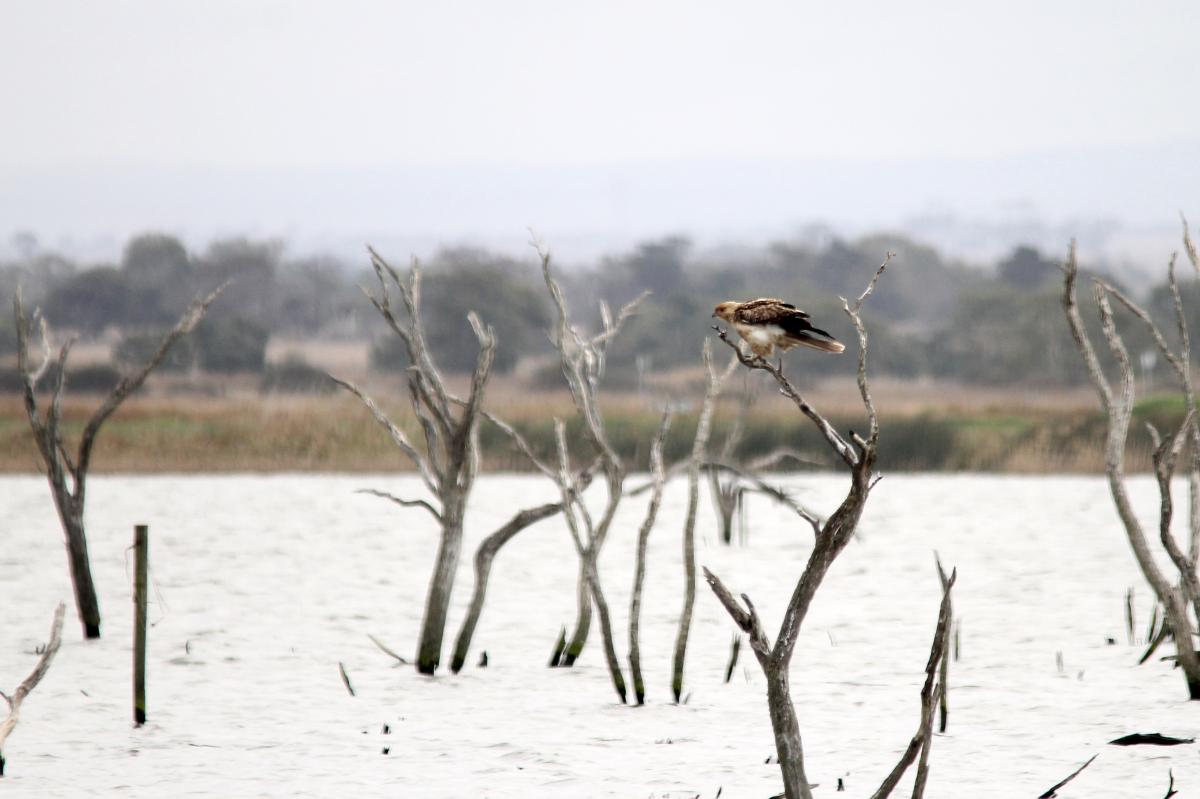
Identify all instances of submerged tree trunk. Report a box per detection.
[564,559,593,666]
[766,667,810,799]
[62,515,101,639]
[672,343,736,702]
[630,413,672,704]
[417,504,464,675]
[709,467,740,546]
[14,285,224,640]
[335,253,497,677]
[1060,240,1200,697]
[584,559,627,703]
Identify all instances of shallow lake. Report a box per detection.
[2,473,1198,797]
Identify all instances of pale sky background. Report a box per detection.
[1,0,1198,264]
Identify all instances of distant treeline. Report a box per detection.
[0,230,1193,388]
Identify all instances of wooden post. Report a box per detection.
[133,524,148,726]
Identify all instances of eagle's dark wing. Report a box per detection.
[735,298,810,324]
[736,298,842,353]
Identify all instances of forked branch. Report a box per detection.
[0,603,66,776]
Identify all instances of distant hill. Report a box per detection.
[1,140,1196,279]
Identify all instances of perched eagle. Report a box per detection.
[713,298,845,358]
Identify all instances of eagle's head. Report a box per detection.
[712,301,738,322]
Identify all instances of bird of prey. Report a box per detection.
[713,298,845,359]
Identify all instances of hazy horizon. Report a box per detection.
[3,1,1197,270]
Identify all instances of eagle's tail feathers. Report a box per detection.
[783,333,846,354]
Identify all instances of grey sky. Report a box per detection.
[5,0,1196,168]
[1,1,1197,262]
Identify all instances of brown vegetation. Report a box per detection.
[0,377,1156,475]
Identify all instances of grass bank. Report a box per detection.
[0,382,1170,474]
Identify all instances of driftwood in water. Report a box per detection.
[14,286,224,639]
[1036,753,1098,799]
[338,662,356,696]
[1108,732,1195,746]
[367,634,408,665]
[724,634,741,684]
[0,603,66,777]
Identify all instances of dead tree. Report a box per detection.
[672,340,738,702]
[709,373,756,545]
[705,255,955,798]
[14,286,224,639]
[333,249,497,676]
[0,603,66,776]
[707,374,816,545]
[629,411,673,705]
[534,238,645,701]
[1061,232,1200,697]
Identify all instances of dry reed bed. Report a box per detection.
[0,379,1157,474]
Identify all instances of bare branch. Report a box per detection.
[869,568,955,799]
[0,603,66,776]
[1103,279,1188,385]
[713,325,857,467]
[1184,213,1199,277]
[1036,754,1098,799]
[746,447,824,471]
[76,283,228,482]
[847,252,893,313]
[1061,242,1115,411]
[356,488,442,521]
[839,252,892,449]
[480,410,556,479]
[367,633,410,665]
[331,376,438,492]
[702,567,772,666]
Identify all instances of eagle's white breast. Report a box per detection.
[735,321,785,347]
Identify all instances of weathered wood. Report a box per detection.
[707,256,903,799]
[334,253,497,676]
[1036,754,1098,798]
[629,412,672,705]
[1109,732,1194,746]
[935,554,951,734]
[673,342,738,703]
[367,634,408,665]
[1061,240,1200,697]
[869,568,955,799]
[450,502,563,673]
[0,603,66,776]
[527,237,645,702]
[14,286,224,639]
[337,662,355,696]
[724,634,741,684]
[548,626,567,668]
[133,525,148,726]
